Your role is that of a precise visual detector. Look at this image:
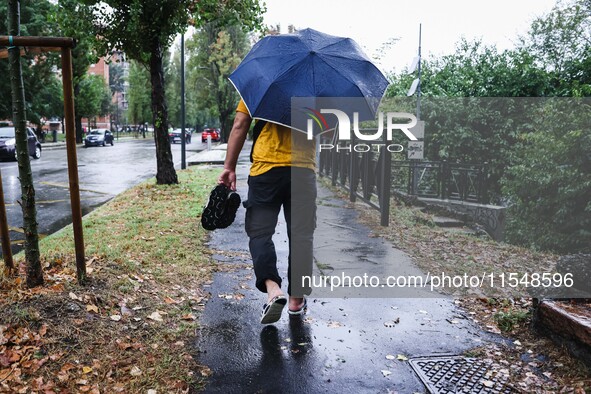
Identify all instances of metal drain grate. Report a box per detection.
[409,356,516,394]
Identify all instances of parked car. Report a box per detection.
[0,126,41,160]
[84,129,114,147]
[169,128,191,144]
[201,128,220,143]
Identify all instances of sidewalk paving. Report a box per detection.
[195,149,504,393]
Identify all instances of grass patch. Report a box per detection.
[0,166,219,393]
[494,309,531,333]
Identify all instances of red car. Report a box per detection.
[201,128,221,143]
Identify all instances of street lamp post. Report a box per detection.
[180,33,186,169]
[116,97,120,140]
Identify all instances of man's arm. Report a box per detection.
[218,111,252,190]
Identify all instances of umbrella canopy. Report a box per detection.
[228,28,389,134]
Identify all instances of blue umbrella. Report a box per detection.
[228,28,389,134]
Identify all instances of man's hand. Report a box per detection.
[219,110,251,191]
[218,168,237,191]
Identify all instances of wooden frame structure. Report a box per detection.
[0,35,85,282]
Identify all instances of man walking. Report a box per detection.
[218,99,316,324]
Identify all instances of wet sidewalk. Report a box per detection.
[195,154,501,393]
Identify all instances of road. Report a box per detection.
[0,136,204,256]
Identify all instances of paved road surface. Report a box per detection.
[0,137,204,255]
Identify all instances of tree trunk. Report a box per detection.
[74,82,83,144]
[149,43,178,185]
[219,110,230,143]
[8,0,43,287]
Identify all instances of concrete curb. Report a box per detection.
[534,300,591,367]
[40,137,148,151]
[188,143,229,166]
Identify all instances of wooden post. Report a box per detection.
[0,36,74,48]
[61,47,86,283]
[349,133,356,202]
[380,137,391,227]
[0,170,14,274]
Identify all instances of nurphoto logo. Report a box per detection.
[305,108,419,153]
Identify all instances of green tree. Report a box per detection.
[0,0,61,129]
[52,0,100,143]
[82,0,264,184]
[502,100,591,252]
[501,0,591,251]
[165,49,181,128]
[7,0,43,287]
[35,74,64,131]
[385,0,591,252]
[109,62,124,95]
[76,74,111,129]
[187,23,250,141]
[386,40,551,201]
[127,60,152,128]
[521,0,591,95]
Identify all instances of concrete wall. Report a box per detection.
[420,197,506,241]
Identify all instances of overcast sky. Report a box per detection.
[262,0,558,74]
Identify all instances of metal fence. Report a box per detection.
[318,132,391,225]
[391,161,488,203]
[318,132,489,226]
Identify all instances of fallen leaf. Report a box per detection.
[57,372,69,382]
[200,367,212,377]
[147,311,163,322]
[69,292,80,300]
[381,370,392,377]
[86,304,99,313]
[82,366,93,374]
[61,363,77,372]
[120,305,134,316]
[482,380,494,388]
[327,321,343,328]
[181,313,195,321]
[110,315,122,322]
[50,353,63,361]
[385,355,396,360]
[163,296,179,304]
[397,354,408,361]
[130,366,142,376]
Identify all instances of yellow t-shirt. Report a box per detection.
[236,100,316,176]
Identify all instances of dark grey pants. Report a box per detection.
[244,166,316,297]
